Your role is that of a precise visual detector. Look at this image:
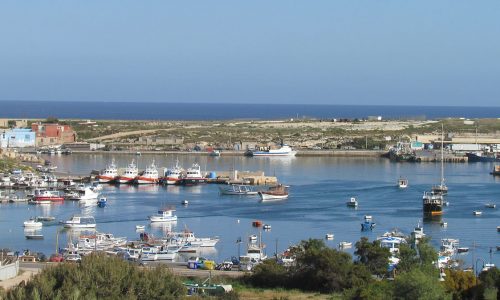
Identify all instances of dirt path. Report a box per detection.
[0,269,39,290]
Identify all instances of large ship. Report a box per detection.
[97,160,118,183]
[466,151,500,162]
[245,144,296,157]
[117,160,138,184]
[135,161,159,184]
[423,191,443,216]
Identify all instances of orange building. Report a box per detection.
[31,123,77,146]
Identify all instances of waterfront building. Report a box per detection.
[0,129,36,148]
[31,122,77,146]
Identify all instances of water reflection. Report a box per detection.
[150,221,178,234]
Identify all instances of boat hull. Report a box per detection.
[466,152,500,162]
[149,216,178,222]
[117,177,135,184]
[34,196,64,202]
[177,178,207,186]
[259,192,288,201]
[135,177,159,184]
[98,176,117,183]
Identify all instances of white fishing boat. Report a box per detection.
[244,243,267,261]
[219,184,258,195]
[167,229,219,247]
[398,177,408,188]
[33,189,65,202]
[135,225,145,230]
[118,160,138,184]
[97,160,118,183]
[258,184,289,201]
[23,218,43,228]
[63,215,96,228]
[412,221,426,240]
[473,210,482,216]
[485,203,496,209]
[149,208,178,222]
[163,160,184,185]
[263,224,271,230]
[339,241,352,248]
[346,197,358,207]
[75,187,99,201]
[248,144,296,157]
[325,233,334,240]
[136,161,159,184]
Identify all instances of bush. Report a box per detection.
[5,254,185,299]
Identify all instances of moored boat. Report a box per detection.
[33,189,64,202]
[177,163,206,185]
[346,197,358,207]
[219,184,258,195]
[491,165,500,176]
[259,184,289,201]
[63,215,96,228]
[118,160,138,184]
[423,191,443,216]
[135,161,159,184]
[163,160,184,185]
[24,218,43,228]
[97,160,118,183]
[246,144,296,157]
[398,177,408,188]
[466,151,500,162]
[149,208,178,222]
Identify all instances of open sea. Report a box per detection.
[1,154,499,269]
[1,101,500,120]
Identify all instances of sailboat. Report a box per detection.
[432,124,448,195]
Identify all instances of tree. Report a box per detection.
[247,259,288,288]
[393,268,448,300]
[443,269,477,300]
[354,237,391,277]
[291,239,370,293]
[45,116,59,124]
[5,254,185,299]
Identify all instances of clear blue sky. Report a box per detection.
[0,1,499,106]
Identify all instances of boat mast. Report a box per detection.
[441,124,445,187]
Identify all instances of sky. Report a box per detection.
[0,1,499,106]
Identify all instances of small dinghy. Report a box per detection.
[97,197,107,208]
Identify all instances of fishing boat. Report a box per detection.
[135,225,145,230]
[457,247,469,253]
[246,144,296,157]
[149,208,178,222]
[167,229,220,247]
[97,160,118,183]
[473,211,482,216]
[263,224,271,230]
[412,221,426,240]
[163,160,184,185]
[361,220,376,231]
[431,125,448,196]
[181,200,189,205]
[219,184,258,195]
[63,215,96,228]
[325,233,334,240]
[74,187,99,201]
[135,161,159,184]
[23,218,43,228]
[423,191,444,216]
[441,221,448,227]
[25,233,44,240]
[117,160,138,184]
[258,184,289,201]
[35,216,56,222]
[339,241,353,248]
[97,197,107,207]
[485,203,496,209]
[177,163,206,185]
[249,235,257,242]
[398,177,408,188]
[346,197,358,208]
[33,189,64,202]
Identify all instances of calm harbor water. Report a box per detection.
[1,154,499,268]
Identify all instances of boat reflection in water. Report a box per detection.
[150,221,178,234]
